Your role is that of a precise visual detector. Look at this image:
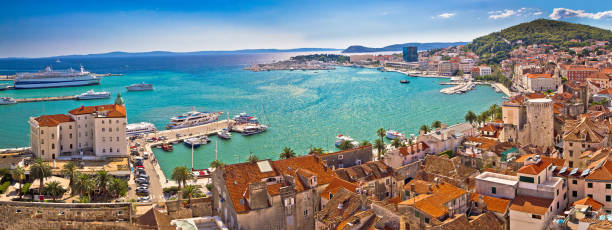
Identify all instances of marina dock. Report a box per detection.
[14,95,77,103]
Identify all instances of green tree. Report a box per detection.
[61,161,78,195]
[74,173,94,200]
[30,158,51,197]
[338,140,354,150]
[11,166,25,199]
[182,184,203,203]
[279,147,296,159]
[210,160,225,168]
[377,128,386,142]
[107,177,128,199]
[359,140,371,147]
[465,110,477,124]
[309,147,325,155]
[391,138,404,148]
[94,170,111,198]
[431,120,442,129]
[247,154,259,163]
[374,139,386,160]
[171,166,193,191]
[420,125,430,133]
[44,181,66,201]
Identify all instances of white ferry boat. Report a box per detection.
[166,110,222,129]
[0,97,17,105]
[126,122,157,136]
[14,66,100,89]
[335,134,359,148]
[217,128,232,139]
[126,82,154,91]
[233,112,259,124]
[385,130,405,140]
[76,90,110,100]
[184,137,205,148]
[241,125,267,136]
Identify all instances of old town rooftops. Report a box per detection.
[399,180,467,218]
[334,161,391,183]
[526,73,552,79]
[471,193,511,214]
[68,104,126,118]
[563,117,606,143]
[517,156,552,175]
[221,154,337,213]
[321,177,358,199]
[34,114,74,127]
[573,197,604,211]
[509,195,553,215]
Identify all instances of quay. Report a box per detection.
[14,95,77,103]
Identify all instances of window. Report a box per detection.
[116,120,119,124]
[51,144,55,149]
[102,120,104,124]
[338,155,343,160]
[607,195,611,202]
[573,180,577,185]
[588,194,593,198]
[572,191,577,197]
[110,148,113,153]
[41,139,44,144]
[569,142,573,147]
[304,210,308,216]
[569,161,574,168]
[557,189,559,196]
[564,193,567,200]
[41,150,44,155]
[103,148,106,153]
[492,187,497,194]
[116,137,119,141]
[41,130,44,134]
[519,176,534,183]
[588,183,593,188]
[329,193,333,199]
[607,184,611,189]
[109,128,112,132]
[415,212,420,218]
[69,125,72,129]
[69,134,72,139]
[102,137,105,142]
[425,218,430,223]
[102,128,105,132]
[51,134,54,138]
[69,144,72,149]
[569,150,573,157]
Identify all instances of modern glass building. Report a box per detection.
[402,46,418,62]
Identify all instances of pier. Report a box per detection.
[14,96,77,103]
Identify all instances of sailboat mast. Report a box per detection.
[215,140,218,161]
[191,143,194,169]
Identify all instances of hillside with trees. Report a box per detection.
[465,19,612,64]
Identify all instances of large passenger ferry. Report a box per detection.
[14,66,100,89]
[166,109,222,129]
[126,122,157,136]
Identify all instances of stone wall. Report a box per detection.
[191,197,214,217]
[0,201,133,230]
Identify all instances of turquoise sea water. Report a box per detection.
[0,54,502,176]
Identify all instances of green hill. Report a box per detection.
[465,19,612,64]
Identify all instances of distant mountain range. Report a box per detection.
[9,48,343,59]
[341,42,468,53]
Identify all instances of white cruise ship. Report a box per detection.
[76,90,110,100]
[126,122,157,136]
[166,110,222,129]
[126,83,154,91]
[15,66,100,89]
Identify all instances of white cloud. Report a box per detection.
[432,13,455,19]
[489,9,516,19]
[533,11,543,16]
[549,8,612,20]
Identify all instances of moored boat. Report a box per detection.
[242,125,267,136]
[335,134,359,148]
[161,143,173,152]
[76,90,111,100]
[166,110,222,129]
[233,112,259,124]
[14,66,100,89]
[0,97,17,105]
[217,128,232,139]
[126,122,157,136]
[184,138,205,148]
[385,130,405,140]
[126,82,154,91]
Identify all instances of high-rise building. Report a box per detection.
[402,46,418,62]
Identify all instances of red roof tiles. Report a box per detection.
[34,114,74,127]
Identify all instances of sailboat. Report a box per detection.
[191,140,215,178]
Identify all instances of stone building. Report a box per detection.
[562,117,608,168]
[29,97,127,161]
[417,122,475,154]
[314,188,366,230]
[501,96,554,149]
[211,154,337,230]
[334,161,394,200]
[383,142,429,169]
[318,145,373,169]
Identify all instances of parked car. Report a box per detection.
[137,196,151,202]
[138,174,149,180]
[135,178,150,185]
[143,152,150,159]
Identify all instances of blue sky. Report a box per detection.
[1,0,611,57]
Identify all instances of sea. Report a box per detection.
[0,53,503,176]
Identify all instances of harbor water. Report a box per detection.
[0,53,503,176]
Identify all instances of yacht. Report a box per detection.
[233,112,259,124]
[184,137,205,148]
[335,135,359,148]
[242,125,268,136]
[166,110,222,129]
[0,83,9,91]
[385,130,405,140]
[0,97,17,105]
[76,90,110,100]
[217,128,232,140]
[14,66,100,89]
[126,122,157,136]
[126,82,154,91]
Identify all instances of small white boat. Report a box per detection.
[76,90,110,100]
[126,122,157,136]
[126,82,154,91]
[217,128,232,140]
[233,112,259,124]
[242,125,267,136]
[385,130,405,140]
[0,97,17,105]
[335,135,359,148]
[184,138,205,148]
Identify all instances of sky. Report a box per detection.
[1,0,611,58]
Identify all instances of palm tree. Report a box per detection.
[182,184,203,203]
[107,177,128,199]
[391,138,404,148]
[477,113,487,126]
[61,161,78,195]
[11,166,25,199]
[247,154,259,163]
[30,158,51,197]
[171,166,192,191]
[210,160,225,168]
[44,181,65,201]
[74,173,94,200]
[431,120,442,129]
[420,125,430,133]
[308,147,325,155]
[377,128,386,142]
[94,170,111,198]
[359,140,370,147]
[465,110,477,124]
[374,139,386,160]
[338,140,354,150]
[279,147,296,159]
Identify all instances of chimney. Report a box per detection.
[427,184,433,194]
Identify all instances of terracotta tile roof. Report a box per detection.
[562,117,605,143]
[510,195,553,215]
[68,104,126,118]
[515,154,565,168]
[467,212,505,230]
[585,159,612,181]
[404,179,433,195]
[322,144,372,156]
[321,177,358,199]
[471,193,511,214]
[526,73,552,79]
[588,72,610,80]
[398,142,429,156]
[336,210,376,230]
[517,157,553,175]
[564,65,598,71]
[597,88,612,95]
[601,68,612,75]
[334,161,391,183]
[399,182,467,218]
[573,197,604,211]
[579,148,611,161]
[423,155,477,180]
[479,124,498,133]
[34,114,74,127]
[222,154,337,213]
[315,188,363,228]
[466,137,498,150]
